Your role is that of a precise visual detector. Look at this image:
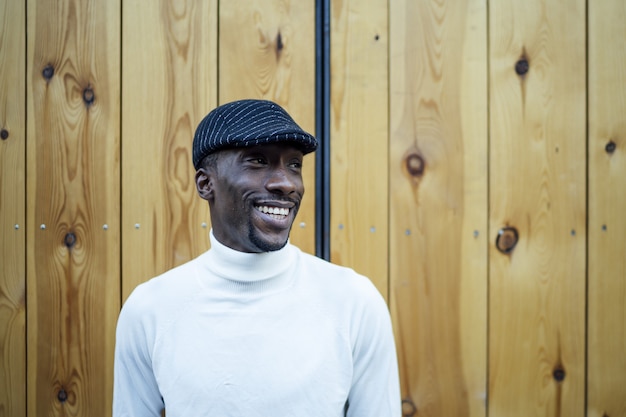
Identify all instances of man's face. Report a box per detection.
[196,143,305,253]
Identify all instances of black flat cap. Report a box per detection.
[192,99,318,169]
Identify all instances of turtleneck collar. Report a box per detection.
[202,229,297,284]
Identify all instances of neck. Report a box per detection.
[205,229,296,284]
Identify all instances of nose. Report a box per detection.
[265,166,301,195]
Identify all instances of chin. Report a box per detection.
[249,231,289,252]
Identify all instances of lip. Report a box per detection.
[254,199,296,209]
[252,200,297,229]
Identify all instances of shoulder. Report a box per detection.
[294,250,394,353]
[299,250,377,285]
[295,249,387,310]
[119,253,206,325]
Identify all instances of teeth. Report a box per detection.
[255,206,289,216]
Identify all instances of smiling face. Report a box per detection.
[195,143,305,253]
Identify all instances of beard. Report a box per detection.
[249,228,290,252]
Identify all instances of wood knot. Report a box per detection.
[605,140,616,154]
[0,129,8,140]
[57,388,68,402]
[405,153,425,178]
[83,86,95,106]
[496,226,518,253]
[275,31,284,60]
[515,59,529,76]
[401,397,417,416]
[42,64,55,81]
[515,49,529,77]
[553,367,566,382]
[64,232,77,249]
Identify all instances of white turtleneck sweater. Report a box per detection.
[113,232,400,416]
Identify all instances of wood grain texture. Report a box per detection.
[587,1,626,416]
[2,3,623,415]
[121,0,216,299]
[0,0,26,415]
[26,0,121,415]
[389,0,488,415]
[218,0,317,254]
[488,1,586,416]
[329,0,389,300]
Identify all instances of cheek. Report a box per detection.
[295,178,305,195]
[216,176,244,198]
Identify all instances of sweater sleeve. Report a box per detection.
[346,281,401,417]
[113,286,164,417]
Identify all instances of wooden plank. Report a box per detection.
[0,0,26,415]
[488,1,586,416]
[329,0,389,300]
[121,0,217,299]
[389,0,488,415]
[219,0,316,254]
[26,0,121,415]
[587,1,626,416]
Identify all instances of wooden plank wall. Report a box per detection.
[587,1,626,416]
[330,0,389,300]
[0,1,25,416]
[121,0,216,299]
[488,1,587,416]
[0,1,625,416]
[388,1,488,415]
[25,1,120,416]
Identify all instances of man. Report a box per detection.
[113,99,401,416]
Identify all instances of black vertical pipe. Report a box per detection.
[315,0,331,260]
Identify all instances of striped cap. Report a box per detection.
[192,99,318,169]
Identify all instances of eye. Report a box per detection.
[246,156,267,165]
[288,160,302,169]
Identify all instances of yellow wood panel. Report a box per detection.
[329,0,389,300]
[26,0,120,415]
[0,0,25,415]
[121,0,217,299]
[488,1,586,416]
[219,0,316,254]
[588,1,626,416]
[389,0,488,415]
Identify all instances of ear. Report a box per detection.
[195,167,214,202]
